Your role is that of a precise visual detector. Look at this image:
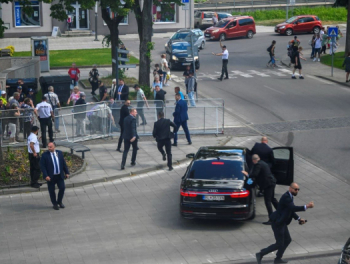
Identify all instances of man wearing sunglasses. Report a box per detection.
[256,182,314,264]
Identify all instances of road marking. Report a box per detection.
[263,85,285,94]
[248,70,270,77]
[231,71,253,78]
[265,70,286,76]
[278,68,293,74]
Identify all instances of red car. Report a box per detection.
[275,15,322,36]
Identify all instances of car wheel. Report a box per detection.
[195,61,200,70]
[313,26,320,34]
[285,28,293,36]
[247,30,254,39]
[220,33,226,41]
[200,41,205,49]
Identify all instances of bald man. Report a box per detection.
[251,136,275,168]
[256,183,314,264]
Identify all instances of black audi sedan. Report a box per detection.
[180,146,294,221]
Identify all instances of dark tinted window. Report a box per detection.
[204,13,215,18]
[188,160,244,180]
[304,17,314,22]
[239,18,253,26]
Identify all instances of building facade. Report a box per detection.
[1,1,194,38]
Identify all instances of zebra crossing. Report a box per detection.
[171,68,294,82]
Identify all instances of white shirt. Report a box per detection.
[27,133,40,154]
[36,101,53,118]
[161,58,168,71]
[222,49,229,60]
[51,151,60,175]
[314,38,322,49]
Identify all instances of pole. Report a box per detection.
[185,6,187,29]
[115,47,119,90]
[331,36,334,77]
[286,0,288,20]
[189,0,192,29]
[190,33,197,99]
[94,1,98,41]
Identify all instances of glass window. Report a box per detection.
[103,8,128,25]
[286,16,297,23]
[14,1,40,27]
[239,18,253,26]
[304,17,314,23]
[153,3,176,23]
[216,20,229,28]
[203,12,215,18]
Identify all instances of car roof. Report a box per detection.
[223,16,252,21]
[177,28,200,33]
[218,12,232,15]
[195,146,247,160]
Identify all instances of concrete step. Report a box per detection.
[61,30,92,37]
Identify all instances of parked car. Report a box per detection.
[338,238,350,264]
[166,41,200,70]
[194,11,218,29]
[275,15,322,36]
[165,29,206,52]
[217,12,233,21]
[204,16,256,41]
[180,146,294,220]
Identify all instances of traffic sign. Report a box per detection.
[328,27,338,37]
[117,48,129,54]
[182,3,189,10]
[118,64,136,69]
[182,0,189,3]
[289,0,295,6]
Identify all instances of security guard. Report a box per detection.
[212,40,229,81]
[34,96,54,148]
[27,126,42,188]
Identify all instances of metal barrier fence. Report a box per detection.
[195,0,335,9]
[0,99,224,145]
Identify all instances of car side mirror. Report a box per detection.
[186,153,195,159]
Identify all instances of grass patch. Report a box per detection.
[13,49,139,68]
[320,51,346,70]
[232,6,347,23]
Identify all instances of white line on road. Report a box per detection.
[263,85,285,94]
[278,68,293,74]
[231,71,253,78]
[248,70,270,77]
[265,70,286,76]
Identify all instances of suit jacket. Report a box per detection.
[251,142,275,168]
[119,104,129,127]
[117,85,129,101]
[173,99,188,123]
[123,115,138,140]
[249,160,276,190]
[270,191,305,226]
[40,150,69,180]
[152,118,177,141]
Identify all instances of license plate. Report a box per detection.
[203,195,225,201]
[205,34,210,37]
[182,63,191,66]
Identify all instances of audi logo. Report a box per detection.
[208,189,218,192]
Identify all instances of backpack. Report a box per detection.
[267,45,272,52]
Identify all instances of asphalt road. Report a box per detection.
[123,31,350,183]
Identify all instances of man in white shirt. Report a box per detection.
[213,40,229,81]
[27,126,42,188]
[34,96,54,148]
[44,86,61,133]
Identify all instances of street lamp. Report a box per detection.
[94,0,99,41]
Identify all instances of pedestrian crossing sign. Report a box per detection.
[327,27,338,37]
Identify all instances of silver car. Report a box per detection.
[339,238,350,264]
[165,29,206,52]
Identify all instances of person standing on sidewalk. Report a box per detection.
[68,63,80,92]
[256,183,314,264]
[35,96,54,148]
[116,79,129,101]
[45,86,61,133]
[89,64,99,95]
[161,54,169,87]
[213,40,229,81]
[134,84,149,126]
[116,100,131,152]
[74,92,87,137]
[342,52,350,83]
[27,126,42,188]
[40,142,70,210]
[187,73,196,107]
[291,47,306,80]
[173,93,191,146]
[21,98,35,139]
[313,33,322,62]
[153,111,177,171]
[121,108,139,170]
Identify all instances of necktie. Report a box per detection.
[118,86,122,100]
[53,152,59,175]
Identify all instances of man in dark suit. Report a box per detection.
[40,142,70,210]
[121,108,138,170]
[172,93,191,146]
[256,183,314,264]
[251,136,275,168]
[242,154,278,225]
[155,85,166,114]
[116,79,129,101]
[117,100,130,152]
[153,111,177,171]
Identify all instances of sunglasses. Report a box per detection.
[292,188,300,191]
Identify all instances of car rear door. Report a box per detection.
[303,17,316,32]
[271,147,294,186]
[294,18,306,33]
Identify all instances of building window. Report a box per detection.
[153,3,176,23]
[14,1,41,27]
[103,8,128,26]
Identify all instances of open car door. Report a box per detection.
[272,147,294,186]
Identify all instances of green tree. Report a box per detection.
[335,0,349,55]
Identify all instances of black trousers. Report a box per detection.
[121,139,138,167]
[117,125,124,150]
[264,183,279,217]
[39,117,53,148]
[157,138,172,168]
[220,59,228,79]
[260,222,292,259]
[91,81,99,94]
[47,175,65,206]
[29,153,41,184]
[24,121,32,139]
[137,102,146,125]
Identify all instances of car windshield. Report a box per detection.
[172,44,198,55]
[188,160,244,180]
[171,32,189,40]
[204,13,215,18]
[216,20,230,28]
[286,16,297,23]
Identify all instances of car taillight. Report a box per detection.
[230,190,250,198]
[201,13,204,19]
[180,189,197,197]
[212,162,224,165]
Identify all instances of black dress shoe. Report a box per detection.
[217,78,222,81]
[274,258,288,264]
[263,220,272,225]
[116,149,123,152]
[31,183,40,189]
[169,167,173,171]
[121,166,125,170]
[53,205,59,210]
[140,122,147,125]
[130,162,136,166]
[256,252,262,264]
[188,142,192,145]
[162,154,166,161]
[58,203,65,208]
[224,77,229,79]
[172,143,177,147]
